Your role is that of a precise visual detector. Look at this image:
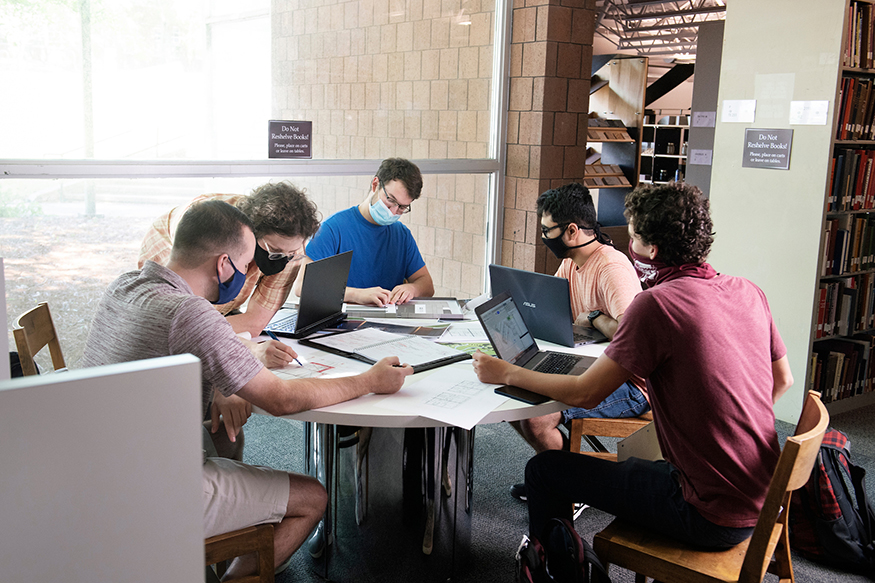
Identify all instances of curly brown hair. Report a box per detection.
[236,181,321,240]
[623,182,714,266]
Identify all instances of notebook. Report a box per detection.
[475,291,594,378]
[488,264,607,348]
[300,327,471,373]
[263,250,352,339]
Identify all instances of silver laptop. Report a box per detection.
[489,264,607,348]
[263,251,352,339]
[475,291,594,376]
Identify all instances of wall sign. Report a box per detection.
[721,99,757,123]
[268,120,312,159]
[742,128,793,170]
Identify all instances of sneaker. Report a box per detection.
[572,502,589,521]
[510,482,527,502]
[307,522,333,559]
[275,553,293,575]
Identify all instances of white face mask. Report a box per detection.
[369,194,401,225]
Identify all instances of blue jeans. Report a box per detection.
[560,381,650,424]
[525,451,754,549]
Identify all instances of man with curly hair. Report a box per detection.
[505,182,649,502]
[303,158,435,306]
[472,181,794,550]
[139,182,319,364]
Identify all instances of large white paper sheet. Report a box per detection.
[438,320,489,343]
[379,368,507,429]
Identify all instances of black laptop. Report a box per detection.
[489,264,607,347]
[475,291,594,376]
[263,251,352,339]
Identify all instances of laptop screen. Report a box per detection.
[477,292,538,365]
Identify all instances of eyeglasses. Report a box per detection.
[380,180,412,214]
[262,240,303,262]
[541,223,570,237]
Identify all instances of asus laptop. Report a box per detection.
[475,291,594,377]
[263,250,352,339]
[489,264,607,348]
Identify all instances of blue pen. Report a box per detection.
[265,330,303,367]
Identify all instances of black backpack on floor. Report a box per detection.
[789,427,875,576]
[516,518,611,583]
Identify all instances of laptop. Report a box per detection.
[488,264,607,348]
[475,291,594,377]
[263,250,352,339]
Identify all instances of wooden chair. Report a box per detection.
[12,302,66,376]
[568,412,653,460]
[205,523,275,583]
[591,391,829,583]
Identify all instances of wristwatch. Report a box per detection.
[587,310,603,325]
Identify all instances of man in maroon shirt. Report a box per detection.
[472,181,793,549]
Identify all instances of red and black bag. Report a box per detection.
[516,518,611,583]
[789,427,875,576]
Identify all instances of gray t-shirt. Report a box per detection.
[81,261,264,416]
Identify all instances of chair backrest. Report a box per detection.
[738,391,829,583]
[12,302,66,376]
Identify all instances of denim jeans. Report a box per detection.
[525,451,754,549]
[561,381,650,424]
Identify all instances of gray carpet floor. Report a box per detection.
[241,403,875,583]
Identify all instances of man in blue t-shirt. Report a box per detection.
[303,157,435,306]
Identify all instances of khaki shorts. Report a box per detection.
[202,457,290,538]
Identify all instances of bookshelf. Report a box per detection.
[811,0,875,408]
[586,56,648,226]
[640,111,689,184]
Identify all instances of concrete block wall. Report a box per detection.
[271,0,495,298]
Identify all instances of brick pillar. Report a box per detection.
[502,0,596,274]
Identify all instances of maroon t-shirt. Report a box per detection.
[605,273,786,528]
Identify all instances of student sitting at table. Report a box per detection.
[471,181,793,555]
[81,199,413,579]
[139,181,319,368]
[507,182,649,503]
[299,157,435,305]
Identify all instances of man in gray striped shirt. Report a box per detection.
[82,199,412,579]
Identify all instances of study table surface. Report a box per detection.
[256,326,608,582]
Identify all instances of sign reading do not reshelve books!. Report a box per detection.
[742,128,793,170]
[268,120,312,159]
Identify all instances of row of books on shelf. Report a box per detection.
[845,1,875,69]
[815,275,875,339]
[821,215,875,276]
[810,337,875,404]
[826,149,875,212]
[836,77,875,141]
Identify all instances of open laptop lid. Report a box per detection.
[488,264,575,347]
[474,291,541,366]
[268,250,352,338]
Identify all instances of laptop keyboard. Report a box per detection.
[533,352,580,375]
[267,312,299,333]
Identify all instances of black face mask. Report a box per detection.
[254,243,290,276]
[542,224,598,259]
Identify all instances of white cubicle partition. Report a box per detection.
[0,354,204,583]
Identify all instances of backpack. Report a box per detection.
[516,518,611,583]
[789,427,875,575]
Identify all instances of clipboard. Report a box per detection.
[300,328,471,373]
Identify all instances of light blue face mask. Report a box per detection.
[212,257,247,305]
[369,193,401,226]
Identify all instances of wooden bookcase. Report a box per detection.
[640,111,689,184]
[811,0,875,409]
[586,56,648,227]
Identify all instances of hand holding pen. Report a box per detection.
[264,330,304,367]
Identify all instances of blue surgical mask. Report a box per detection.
[212,257,247,305]
[369,195,401,225]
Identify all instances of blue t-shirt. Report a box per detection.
[305,206,425,289]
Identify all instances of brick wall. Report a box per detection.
[271,0,496,298]
[502,0,595,275]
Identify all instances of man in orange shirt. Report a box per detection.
[509,182,649,502]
